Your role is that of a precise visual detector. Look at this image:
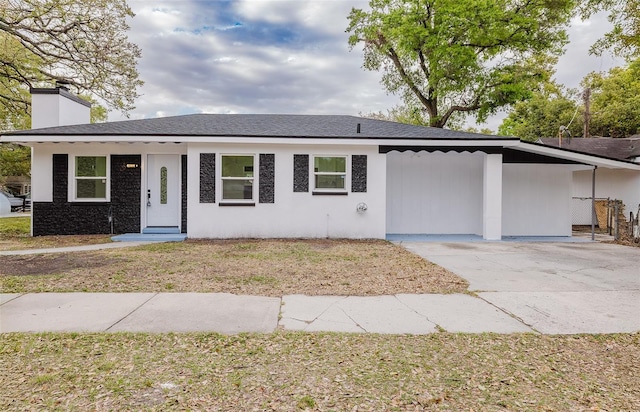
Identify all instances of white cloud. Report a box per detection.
[112,0,621,134]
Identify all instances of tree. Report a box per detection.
[498,60,640,139]
[583,59,640,137]
[498,83,582,141]
[580,0,640,58]
[347,0,575,128]
[361,105,431,126]
[0,0,142,131]
[0,143,30,189]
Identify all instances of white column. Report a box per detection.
[483,153,503,240]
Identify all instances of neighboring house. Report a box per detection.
[539,137,640,220]
[3,176,31,196]
[2,87,640,239]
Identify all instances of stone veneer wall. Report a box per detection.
[32,154,141,236]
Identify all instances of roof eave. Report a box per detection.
[1,134,518,146]
[517,141,640,170]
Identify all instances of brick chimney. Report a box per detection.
[30,82,91,129]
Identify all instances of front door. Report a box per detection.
[146,154,180,228]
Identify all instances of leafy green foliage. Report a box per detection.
[347,0,574,128]
[583,59,640,137]
[498,83,581,140]
[361,105,431,126]
[499,60,640,140]
[580,0,640,58]
[0,0,142,131]
[0,143,30,179]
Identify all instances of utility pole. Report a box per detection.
[583,87,591,138]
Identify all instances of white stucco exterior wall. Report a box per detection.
[31,146,54,202]
[187,143,386,239]
[483,154,503,240]
[386,151,484,235]
[572,168,640,215]
[502,164,573,236]
[31,92,90,129]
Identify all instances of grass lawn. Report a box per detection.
[1,332,638,411]
[2,217,639,411]
[0,217,467,295]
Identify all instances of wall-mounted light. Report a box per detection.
[126,163,139,169]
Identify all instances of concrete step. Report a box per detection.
[142,226,181,234]
[111,233,187,242]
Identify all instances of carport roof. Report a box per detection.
[538,137,640,161]
[4,114,512,140]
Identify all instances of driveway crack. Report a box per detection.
[338,306,367,332]
[393,295,440,330]
[477,295,540,334]
[105,293,158,331]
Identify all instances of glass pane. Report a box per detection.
[222,179,253,200]
[222,156,254,178]
[160,167,167,204]
[76,179,106,198]
[76,156,107,177]
[315,174,345,189]
[314,156,345,173]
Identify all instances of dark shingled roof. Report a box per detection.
[538,137,640,161]
[5,114,511,140]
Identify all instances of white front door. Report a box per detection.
[146,154,180,228]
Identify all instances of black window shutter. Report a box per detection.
[52,154,68,203]
[293,154,309,192]
[351,155,367,192]
[259,154,275,203]
[199,153,216,203]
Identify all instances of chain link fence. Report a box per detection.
[573,197,640,242]
[571,197,606,225]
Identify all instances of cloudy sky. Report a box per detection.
[113,0,625,131]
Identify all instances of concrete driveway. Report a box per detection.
[402,241,640,334]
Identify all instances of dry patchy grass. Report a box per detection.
[1,239,467,295]
[1,332,638,411]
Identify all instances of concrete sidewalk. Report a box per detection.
[0,241,155,256]
[1,292,533,334]
[2,240,638,335]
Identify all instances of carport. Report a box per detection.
[383,141,640,240]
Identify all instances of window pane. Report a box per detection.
[222,179,253,200]
[222,156,254,177]
[314,156,345,173]
[160,167,167,204]
[315,175,345,189]
[77,179,106,198]
[76,156,107,177]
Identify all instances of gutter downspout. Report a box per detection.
[592,166,597,241]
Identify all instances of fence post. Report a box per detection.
[613,201,619,240]
[591,167,597,241]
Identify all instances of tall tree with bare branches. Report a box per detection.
[0,0,142,131]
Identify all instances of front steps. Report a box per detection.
[111,226,186,242]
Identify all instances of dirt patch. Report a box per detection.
[1,253,123,276]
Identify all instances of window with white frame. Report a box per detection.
[75,156,108,200]
[221,155,254,201]
[313,156,346,190]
